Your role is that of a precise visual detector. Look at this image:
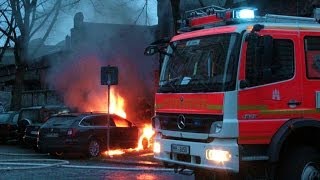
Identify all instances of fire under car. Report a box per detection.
[37,113,139,157]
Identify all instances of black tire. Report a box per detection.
[278,146,320,180]
[87,139,101,158]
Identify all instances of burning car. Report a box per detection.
[37,113,139,157]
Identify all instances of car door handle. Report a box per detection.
[288,100,301,106]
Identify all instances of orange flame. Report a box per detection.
[103,124,155,157]
[86,87,127,118]
[109,88,126,119]
[136,124,155,150]
[104,149,125,156]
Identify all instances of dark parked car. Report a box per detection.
[38,113,139,157]
[0,111,19,143]
[17,105,70,144]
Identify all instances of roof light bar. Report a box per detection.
[180,6,258,30]
[233,8,257,19]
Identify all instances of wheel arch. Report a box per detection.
[268,119,320,163]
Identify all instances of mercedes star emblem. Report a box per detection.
[177,114,186,130]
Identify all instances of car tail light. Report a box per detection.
[67,128,78,137]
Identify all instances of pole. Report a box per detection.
[107,74,111,154]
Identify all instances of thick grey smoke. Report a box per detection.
[46,9,158,124]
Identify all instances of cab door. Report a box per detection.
[238,30,303,144]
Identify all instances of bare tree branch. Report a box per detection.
[198,0,205,7]
[29,0,37,29]
[9,0,25,34]
[89,0,104,15]
[134,2,147,24]
[29,0,57,38]
[31,0,62,56]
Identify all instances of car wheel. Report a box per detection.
[87,139,101,158]
[278,146,320,179]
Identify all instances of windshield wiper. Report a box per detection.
[189,77,212,92]
[159,76,182,92]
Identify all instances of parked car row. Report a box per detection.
[0,105,70,145]
[20,105,71,148]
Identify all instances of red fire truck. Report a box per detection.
[145,5,320,179]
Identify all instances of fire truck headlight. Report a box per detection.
[210,121,223,134]
[153,141,161,153]
[234,8,256,19]
[206,149,231,163]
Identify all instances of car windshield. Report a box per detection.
[159,33,239,93]
[0,113,11,123]
[42,116,78,128]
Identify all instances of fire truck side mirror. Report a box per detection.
[144,45,159,56]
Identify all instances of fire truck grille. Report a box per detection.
[158,113,223,133]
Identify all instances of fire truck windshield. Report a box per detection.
[159,33,239,93]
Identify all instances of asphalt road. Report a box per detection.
[0,143,193,180]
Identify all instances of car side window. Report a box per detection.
[245,39,294,87]
[91,116,107,126]
[12,114,19,124]
[101,115,116,127]
[80,118,92,126]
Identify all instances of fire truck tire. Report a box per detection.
[278,146,320,179]
[87,138,101,158]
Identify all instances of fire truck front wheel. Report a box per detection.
[278,146,320,179]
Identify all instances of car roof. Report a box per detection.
[1,111,18,114]
[52,112,129,121]
[20,105,69,111]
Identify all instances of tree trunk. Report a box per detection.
[10,37,27,111]
[170,0,181,35]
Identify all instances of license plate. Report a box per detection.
[171,144,190,155]
[31,131,38,135]
[46,133,59,137]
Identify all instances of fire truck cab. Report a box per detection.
[148,6,320,179]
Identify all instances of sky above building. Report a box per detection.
[44,0,158,45]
